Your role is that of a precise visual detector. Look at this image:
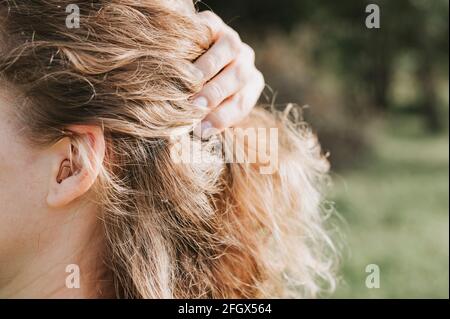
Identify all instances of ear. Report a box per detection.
[47,125,105,208]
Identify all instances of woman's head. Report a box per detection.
[0,0,337,298]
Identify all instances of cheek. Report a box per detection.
[0,132,43,211]
[0,129,48,262]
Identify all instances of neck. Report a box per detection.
[0,205,114,298]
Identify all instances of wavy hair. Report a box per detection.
[0,0,338,298]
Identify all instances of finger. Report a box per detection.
[201,71,265,135]
[194,25,242,82]
[192,94,240,139]
[193,50,254,109]
[197,10,224,41]
[194,31,242,82]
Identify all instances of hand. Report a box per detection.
[193,11,265,138]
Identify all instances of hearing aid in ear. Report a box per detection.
[57,159,72,184]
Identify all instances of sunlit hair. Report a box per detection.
[0,0,338,298]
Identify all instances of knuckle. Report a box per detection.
[253,70,266,89]
[245,44,256,61]
[234,58,254,82]
[200,10,223,28]
[226,31,242,54]
[200,10,218,21]
[256,70,265,87]
[232,61,246,81]
[230,29,242,43]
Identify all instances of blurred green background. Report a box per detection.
[199,0,449,298]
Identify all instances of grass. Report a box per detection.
[330,114,449,298]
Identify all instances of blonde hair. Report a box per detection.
[0,0,337,298]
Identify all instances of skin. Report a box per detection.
[0,10,263,298]
[0,88,110,297]
[194,11,265,136]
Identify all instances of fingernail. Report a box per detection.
[201,120,213,132]
[193,120,213,139]
[193,96,208,109]
[202,121,220,139]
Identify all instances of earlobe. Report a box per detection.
[47,126,105,208]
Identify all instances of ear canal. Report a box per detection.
[56,159,73,184]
